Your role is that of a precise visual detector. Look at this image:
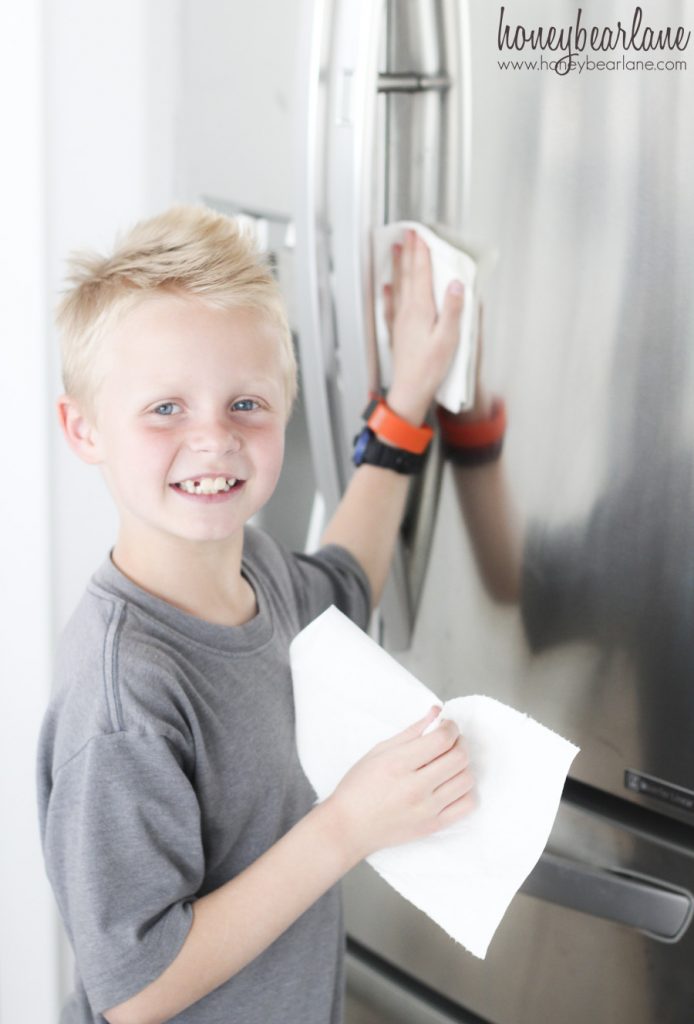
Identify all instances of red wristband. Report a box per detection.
[436,398,507,449]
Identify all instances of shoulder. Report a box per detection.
[44,579,194,778]
[243,523,294,579]
[244,525,371,632]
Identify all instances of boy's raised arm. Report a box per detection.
[320,230,464,605]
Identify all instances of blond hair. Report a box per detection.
[56,203,297,416]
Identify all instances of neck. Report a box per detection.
[111,523,257,627]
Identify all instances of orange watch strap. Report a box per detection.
[366,399,433,454]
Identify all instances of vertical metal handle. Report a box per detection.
[294,0,343,520]
[441,0,472,231]
[329,0,417,648]
[329,0,384,447]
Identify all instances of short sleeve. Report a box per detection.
[42,731,205,1013]
[287,544,372,630]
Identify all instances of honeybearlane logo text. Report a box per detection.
[498,5,691,75]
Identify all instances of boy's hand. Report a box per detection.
[327,706,475,863]
[383,230,465,426]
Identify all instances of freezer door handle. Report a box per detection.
[521,851,693,942]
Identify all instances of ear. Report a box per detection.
[57,395,104,465]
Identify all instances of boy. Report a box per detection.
[37,204,475,1024]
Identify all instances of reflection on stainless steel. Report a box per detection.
[368,0,694,1019]
[405,0,694,820]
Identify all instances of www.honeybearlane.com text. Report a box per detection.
[498,5,691,64]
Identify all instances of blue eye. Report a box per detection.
[232,399,259,412]
[153,402,180,416]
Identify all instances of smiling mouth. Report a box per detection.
[172,476,242,495]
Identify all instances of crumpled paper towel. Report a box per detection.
[373,220,479,413]
[290,605,579,959]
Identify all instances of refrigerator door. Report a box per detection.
[392,0,694,815]
[344,793,694,1024]
[340,0,694,1019]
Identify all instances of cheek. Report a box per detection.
[258,428,286,484]
[105,425,178,481]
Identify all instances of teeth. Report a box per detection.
[177,476,237,495]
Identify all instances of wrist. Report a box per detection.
[352,394,433,474]
[383,389,430,430]
[310,795,367,873]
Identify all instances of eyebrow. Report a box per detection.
[134,378,284,405]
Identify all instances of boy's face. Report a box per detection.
[69,293,288,549]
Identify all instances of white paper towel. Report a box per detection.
[373,221,480,413]
[290,605,579,959]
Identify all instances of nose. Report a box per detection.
[187,414,242,455]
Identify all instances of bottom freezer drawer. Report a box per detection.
[346,940,490,1024]
[343,795,694,1024]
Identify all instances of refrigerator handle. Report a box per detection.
[327,0,416,649]
[442,0,472,227]
[521,851,693,943]
[328,0,381,436]
[294,0,343,519]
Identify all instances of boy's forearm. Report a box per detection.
[320,463,411,607]
[320,388,425,606]
[104,799,358,1024]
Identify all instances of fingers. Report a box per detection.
[391,242,402,298]
[432,279,464,343]
[377,705,442,752]
[430,742,473,800]
[434,763,474,804]
[382,283,394,334]
[436,787,477,828]
[389,231,435,305]
[400,230,436,309]
[388,231,466,346]
[422,733,476,826]
[418,735,470,797]
[403,716,460,770]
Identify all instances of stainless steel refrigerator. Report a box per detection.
[180,0,694,1020]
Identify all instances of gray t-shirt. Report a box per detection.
[37,526,371,1023]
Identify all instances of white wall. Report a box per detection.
[1,1,182,1017]
[47,0,184,628]
[0,4,58,1020]
[177,0,300,217]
